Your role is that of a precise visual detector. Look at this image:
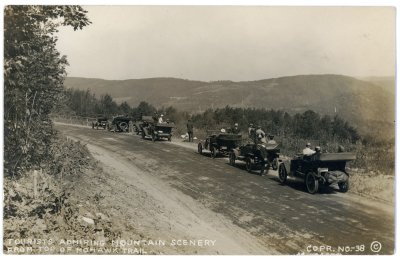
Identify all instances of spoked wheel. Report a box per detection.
[338,179,349,193]
[119,122,128,132]
[278,164,287,184]
[245,157,253,173]
[305,172,319,194]
[198,143,203,155]
[272,158,278,170]
[229,152,236,166]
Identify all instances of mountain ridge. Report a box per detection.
[64,74,395,136]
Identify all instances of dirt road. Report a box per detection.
[55,123,394,255]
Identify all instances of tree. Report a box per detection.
[132,101,156,120]
[118,101,132,116]
[4,6,91,177]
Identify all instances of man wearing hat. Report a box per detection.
[231,123,240,134]
[158,114,164,124]
[255,126,266,144]
[302,142,316,155]
[267,134,277,145]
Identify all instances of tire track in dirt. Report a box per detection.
[56,124,394,255]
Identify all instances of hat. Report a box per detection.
[306,143,311,147]
[234,123,238,127]
[161,114,164,117]
[221,128,226,133]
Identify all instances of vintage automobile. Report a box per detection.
[109,116,131,132]
[278,152,356,194]
[229,142,280,175]
[140,116,174,141]
[92,117,108,130]
[197,130,242,158]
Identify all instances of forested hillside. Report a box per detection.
[64,74,395,137]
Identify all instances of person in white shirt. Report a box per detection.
[158,114,164,123]
[302,143,316,156]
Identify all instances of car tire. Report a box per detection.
[338,179,349,193]
[272,158,278,170]
[305,172,319,194]
[229,152,236,166]
[198,143,203,154]
[278,164,287,184]
[119,122,128,132]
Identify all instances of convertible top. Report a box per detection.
[318,152,356,162]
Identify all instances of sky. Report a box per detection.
[55,5,396,81]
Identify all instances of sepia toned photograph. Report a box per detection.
[2,3,396,255]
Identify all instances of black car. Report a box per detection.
[278,152,356,194]
[92,117,108,130]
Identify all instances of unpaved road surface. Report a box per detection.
[56,123,394,255]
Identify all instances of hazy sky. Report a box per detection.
[56,6,396,81]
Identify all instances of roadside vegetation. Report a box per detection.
[58,88,394,177]
[3,6,106,253]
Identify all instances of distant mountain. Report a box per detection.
[358,76,396,95]
[64,74,395,136]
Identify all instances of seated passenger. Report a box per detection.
[231,123,240,134]
[158,114,164,123]
[302,143,316,156]
[255,126,267,144]
[267,134,277,145]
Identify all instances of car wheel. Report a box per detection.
[141,131,145,139]
[245,157,252,173]
[338,179,349,193]
[229,152,236,166]
[152,134,156,142]
[278,164,287,184]
[272,158,278,170]
[198,143,203,154]
[168,136,171,142]
[305,172,319,194]
[119,122,128,132]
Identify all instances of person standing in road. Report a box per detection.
[187,119,194,142]
[248,123,256,142]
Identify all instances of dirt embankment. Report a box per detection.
[78,143,276,255]
[4,135,273,255]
